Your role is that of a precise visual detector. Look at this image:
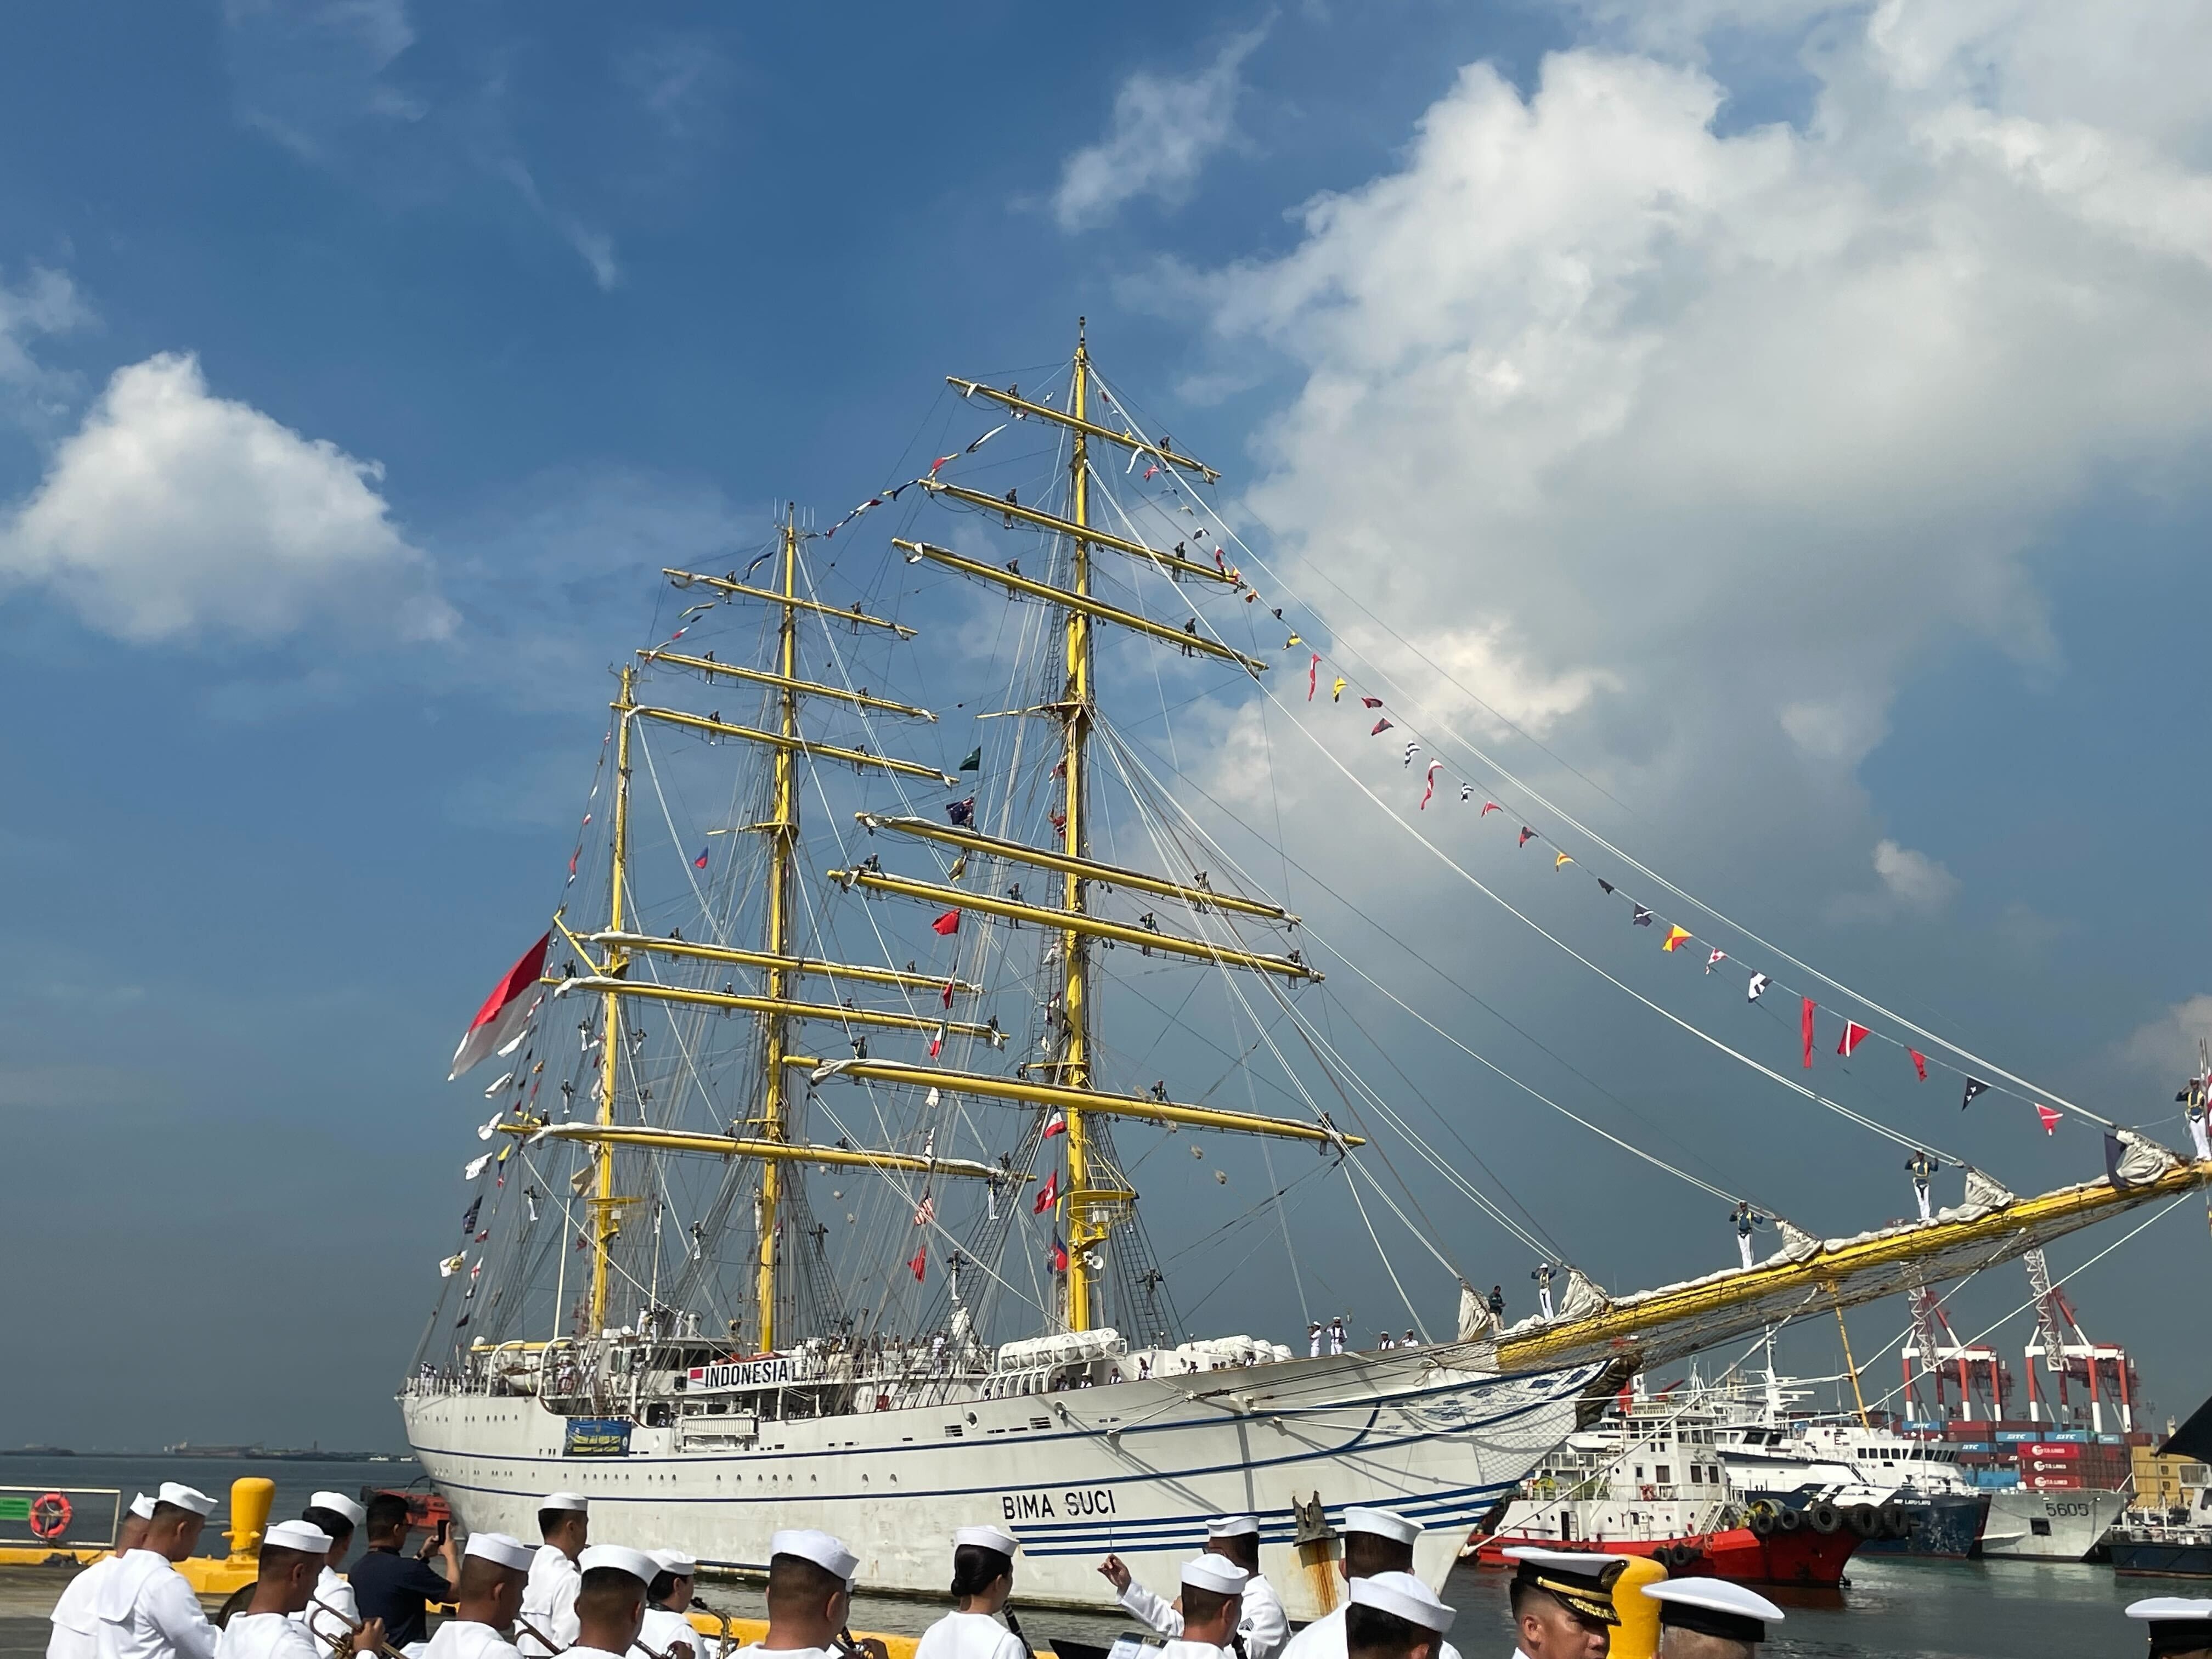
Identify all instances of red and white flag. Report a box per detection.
[1042,1109,1066,1138]
[1837,1020,1871,1057]
[1034,1169,1060,1215]
[913,1194,935,1227]
[2035,1104,2062,1135]
[928,1024,946,1059]
[1419,759,1442,809]
[449,933,550,1079]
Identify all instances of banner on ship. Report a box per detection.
[687,1356,796,1391]
[562,1418,633,1458]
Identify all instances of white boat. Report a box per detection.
[405,324,2211,1616]
[1980,1487,2126,1561]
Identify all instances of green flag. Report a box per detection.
[959,747,981,771]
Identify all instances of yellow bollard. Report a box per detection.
[1606,1556,1667,1659]
[224,1477,275,1565]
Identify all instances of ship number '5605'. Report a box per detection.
[1002,1488,1116,1520]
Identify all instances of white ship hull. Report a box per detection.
[1979,1487,2125,1561]
[403,1348,1600,1619]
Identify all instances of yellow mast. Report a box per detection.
[588,666,635,1333]
[1060,320,1101,1332]
[757,509,802,1352]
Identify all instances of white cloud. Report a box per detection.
[222,0,424,160]
[1183,2,2212,870]
[2113,993,2212,1082]
[0,266,93,429]
[1870,837,1957,909]
[1053,28,1266,232]
[0,352,453,644]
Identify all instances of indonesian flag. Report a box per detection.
[1034,1169,1060,1215]
[448,933,550,1079]
[932,910,961,935]
[908,1245,927,1282]
[2036,1103,2061,1135]
[1042,1109,1066,1138]
[1049,1235,1069,1272]
[1837,1021,1871,1057]
[1661,925,1692,951]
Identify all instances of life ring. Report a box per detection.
[30,1493,72,1541]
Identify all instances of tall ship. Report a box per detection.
[403,325,2212,1614]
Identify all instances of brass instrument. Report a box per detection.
[306,1598,410,1659]
[688,1596,734,1659]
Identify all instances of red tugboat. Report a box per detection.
[1463,1387,1894,1588]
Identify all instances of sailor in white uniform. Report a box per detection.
[1499,1548,1626,1659]
[913,1527,1025,1659]
[2126,1596,2212,1659]
[92,1483,224,1659]
[519,1495,589,1658]
[217,1522,381,1659]
[548,1547,657,1659]
[1101,1517,1286,1659]
[1277,1510,1459,1659]
[50,1495,157,1659]
[728,1530,885,1659]
[1339,1574,1452,1659]
[418,1534,534,1659]
[1641,1579,1784,1657]
[1157,1557,1245,1659]
[638,1553,698,1659]
[294,1492,367,1654]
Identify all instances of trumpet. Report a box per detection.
[306,1598,409,1659]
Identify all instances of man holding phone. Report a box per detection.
[350,1494,459,1648]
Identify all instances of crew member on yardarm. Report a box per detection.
[419,1534,536,1659]
[1341,1574,1454,1659]
[91,1482,223,1659]
[49,1494,156,1659]
[2125,1596,2212,1659]
[1099,1516,1288,1659]
[1156,1558,1247,1659]
[726,1530,887,1659]
[546,1548,657,1659]
[1276,1509,1461,1659]
[349,1493,458,1650]
[292,1492,367,1652]
[1499,1548,1626,1659]
[518,1495,589,1658]
[1639,1581,1784,1658]
[216,1522,386,1659]
[913,1527,1025,1659]
[639,1552,699,1659]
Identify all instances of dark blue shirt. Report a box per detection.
[348,1546,450,1646]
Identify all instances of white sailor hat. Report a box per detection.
[1205,1516,1260,1539]
[651,1550,698,1577]
[2128,1598,2212,1655]
[1642,1579,1783,1643]
[264,1521,335,1554]
[465,1533,535,1573]
[1181,1556,1251,1595]
[770,1528,859,1587]
[1347,1572,1454,1635]
[128,1494,157,1521]
[539,1492,589,1513]
[157,1483,217,1517]
[1341,1508,1419,1547]
[953,1527,1020,1556]
[308,1492,366,1530]
[579,1545,659,1585]
[1499,1548,1628,1628]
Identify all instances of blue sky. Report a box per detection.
[4,1,2211,1451]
